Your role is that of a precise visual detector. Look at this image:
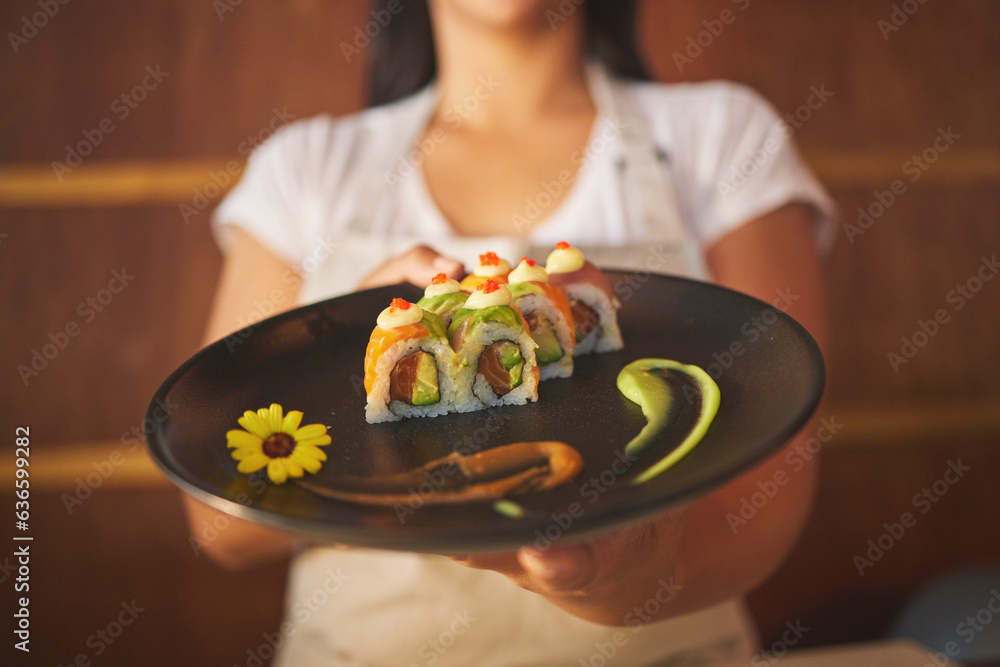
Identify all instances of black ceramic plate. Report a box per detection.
[146,272,823,553]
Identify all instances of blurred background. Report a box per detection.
[1,0,998,664]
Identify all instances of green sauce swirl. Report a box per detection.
[617,359,720,485]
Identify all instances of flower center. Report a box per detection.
[262,432,296,458]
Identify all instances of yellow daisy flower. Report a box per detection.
[226,403,331,484]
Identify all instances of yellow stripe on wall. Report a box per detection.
[0,151,998,208]
[9,441,171,493]
[0,159,241,208]
[3,400,999,492]
[807,149,1000,188]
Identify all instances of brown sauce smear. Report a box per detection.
[299,441,584,506]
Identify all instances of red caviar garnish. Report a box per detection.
[520,256,536,267]
[389,298,411,311]
[479,279,501,294]
[431,273,448,285]
[555,241,571,250]
[479,251,500,266]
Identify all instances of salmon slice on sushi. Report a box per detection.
[545,241,623,355]
[363,298,460,423]
[448,280,540,409]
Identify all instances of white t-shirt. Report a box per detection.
[213,71,834,667]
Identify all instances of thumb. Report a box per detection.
[403,246,463,286]
[428,255,464,280]
[517,545,598,593]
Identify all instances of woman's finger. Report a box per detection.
[517,544,598,592]
[357,244,464,289]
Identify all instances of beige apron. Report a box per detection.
[281,67,756,667]
[299,64,707,304]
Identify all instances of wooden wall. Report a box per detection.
[1,0,998,664]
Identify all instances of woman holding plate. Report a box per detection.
[184,1,834,664]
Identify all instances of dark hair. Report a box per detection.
[367,0,651,107]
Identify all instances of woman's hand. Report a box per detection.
[356,244,465,290]
[451,509,687,626]
[453,204,828,626]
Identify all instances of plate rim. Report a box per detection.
[145,270,825,552]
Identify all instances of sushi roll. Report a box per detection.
[417,273,468,329]
[448,280,540,409]
[363,298,459,424]
[459,251,511,293]
[545,241,623,355]
[508,257,575,380]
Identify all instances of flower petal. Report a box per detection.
[226,429,263,449]
[281,410,303,434]
[237,453,269,474]
[268,404,284,433]
[283,459,304,478]
[292,451,325,471]
[293,424,329,441]
[292,448,323,473]
[295,435,332,448]
[296,444,328,462]
[230,405,331,484]
[238,411,273,439]
[230,446,263,461]
[267,459,288,484]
